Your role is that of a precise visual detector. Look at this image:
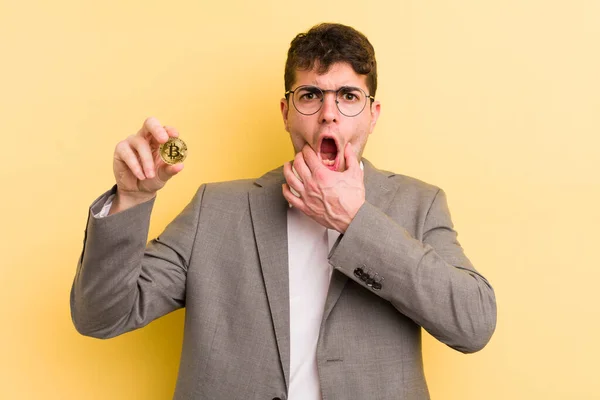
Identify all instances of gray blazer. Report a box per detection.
[71,159,496,400]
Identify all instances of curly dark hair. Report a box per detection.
[284,23,377,98]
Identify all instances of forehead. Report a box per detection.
[293,62,368,90]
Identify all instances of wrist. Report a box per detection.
[109,190,156,215]
[340,199,365,233]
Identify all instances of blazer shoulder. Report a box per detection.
[388,173,441,195]
[365,159,441,198]
[387,175,442,219]
[371,169,450,233]
[197,178,256,209]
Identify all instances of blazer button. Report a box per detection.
[353,267,364,279]
[372,281,382,290]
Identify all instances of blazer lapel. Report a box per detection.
[248,167,291,390]
[362,158,398,212]
[321,158,398,324]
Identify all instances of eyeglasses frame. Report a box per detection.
[284,85,375,117]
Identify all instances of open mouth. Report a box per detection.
[319,137,339,170]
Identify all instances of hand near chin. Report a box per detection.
[282,143,365,233]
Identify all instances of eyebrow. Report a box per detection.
[299,85,363,91]
[337,86,362,91]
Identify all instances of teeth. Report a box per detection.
[321,159,335,166]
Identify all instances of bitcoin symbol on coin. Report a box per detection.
[159,137,187,165]
[168,143,180,158]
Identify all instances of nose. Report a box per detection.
[319,91,339,123]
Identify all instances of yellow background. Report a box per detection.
[1,0,599,399]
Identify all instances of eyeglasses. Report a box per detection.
[285,85,375,117]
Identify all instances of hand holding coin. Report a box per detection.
[111,117,186,213]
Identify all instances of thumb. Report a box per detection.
[344,143,359,172]
[157,162,184,182]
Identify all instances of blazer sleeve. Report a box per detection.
[328,188,497,353]
[70,184,206,339]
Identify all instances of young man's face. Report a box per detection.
[280,62,381,172]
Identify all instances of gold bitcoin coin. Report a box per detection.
[159,137,187,165]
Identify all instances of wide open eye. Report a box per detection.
[338,87,363,103]
[335,87,368,116]
[296,86,323,102]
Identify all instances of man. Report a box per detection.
[71,23,497,399]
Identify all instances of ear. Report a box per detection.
[368,100,381,134]
[280,98,290,132]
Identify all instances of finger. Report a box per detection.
[141,116,169,144]
[164,125,179,138]
[127,135,156,178]
[282,184,305,209]
[291,164,302,182]
[293,151,311,181]
[116,140,146,180]
[157,162,184,182]
[301,144,323,173]
[283,161,304,196]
